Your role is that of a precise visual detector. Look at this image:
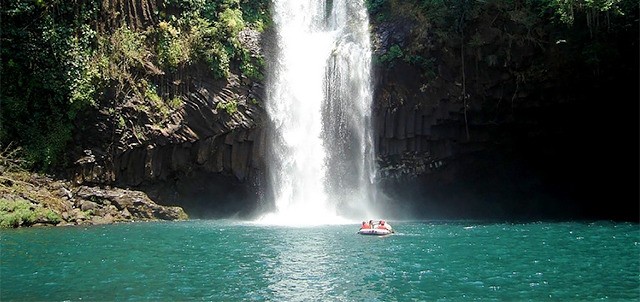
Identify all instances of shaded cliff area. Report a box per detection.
[367,0,639,221]
[1,0,638,223]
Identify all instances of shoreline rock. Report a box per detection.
[0,172,188,228]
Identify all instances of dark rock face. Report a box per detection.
[369,5,639,221]
[141,171,263,219]
[72,60,267,218]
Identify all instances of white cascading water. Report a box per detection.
[260,1,377,225]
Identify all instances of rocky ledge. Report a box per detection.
[0,172,187,228]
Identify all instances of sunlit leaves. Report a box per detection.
[548,0,626,25]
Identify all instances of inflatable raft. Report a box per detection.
[357,228,393,236]
[358,220,394,236]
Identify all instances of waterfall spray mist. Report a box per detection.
[260,1,377,225]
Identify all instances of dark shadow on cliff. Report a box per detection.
[378,98,640,223]
[374,61,639,222]
[140,172,261,219]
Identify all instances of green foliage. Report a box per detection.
[406,55,437,78]
[216,100,239,115]
[184,18,231,78]
[159,0,270,78]
[240,50,265,81]
[0,199,35,228]
[366,0,390,22]
[546,0,627,25]
[418,0,448,24]
[144,82,163,105]
[377,44,404,66]
[118,115,127,129]
[367,0,637,95]
[1,1,101,170]
[104,26,149,71]
[156,21,191,69]
[64,25,100,118]
[220,8,245,35]
[168,97,183,110]
[143,81,172,121]
[1,1,271,172]
[240,0,271,29]
[24,122,73,169]
[0,198,61,228]
[45,210,62,224]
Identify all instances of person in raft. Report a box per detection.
[361,221,371,229]
[376,220,392,232]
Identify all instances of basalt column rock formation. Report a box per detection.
[73,65,267,217]
[69,2,270,218]
[368,2,638,221]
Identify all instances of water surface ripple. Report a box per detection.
[1,221,638,301]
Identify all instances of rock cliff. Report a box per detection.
[72,61,267,218]
[65,1,637,221]
[64,1,270,218]
[368,1,638,220]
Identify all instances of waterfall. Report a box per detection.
[260,1,376,225]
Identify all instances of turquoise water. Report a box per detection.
[1,220,638,301]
